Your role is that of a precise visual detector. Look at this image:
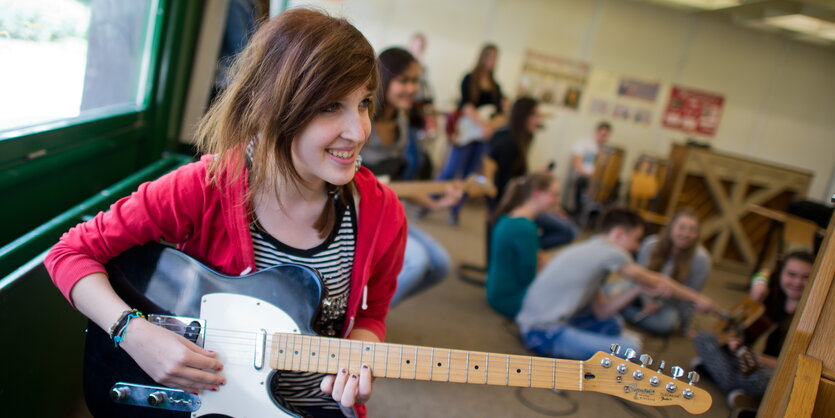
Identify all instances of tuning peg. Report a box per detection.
[687,370,700,385]
[639,354,653,367]
[624,348,637,362]
[670,366,684,379]
[610,344,621,356]
[656,360,666,374]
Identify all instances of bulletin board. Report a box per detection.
[662,86,724,136]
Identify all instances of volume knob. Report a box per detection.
[148,391,168,406]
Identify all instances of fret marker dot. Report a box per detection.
[437,362,442,367]
[406,360,411,364]
[474,365,479,370]
[311,352,316,356]
[365,347,370,351]
[279,350,284,354]
[294,351,298,355]
[516,369,521,373]
[331,354,336,358]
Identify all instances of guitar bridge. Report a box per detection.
[147,314,206,347]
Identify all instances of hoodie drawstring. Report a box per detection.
[361,285,368,310]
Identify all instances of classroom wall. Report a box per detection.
[290,0,835,202]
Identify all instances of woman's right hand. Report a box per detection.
[119,318,225,393]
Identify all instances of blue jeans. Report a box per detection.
[438,141,487,219]
[521,311,641,360]
[390,226,451,306]
[535,213,578,250]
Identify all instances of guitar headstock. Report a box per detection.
[581,347,712,414]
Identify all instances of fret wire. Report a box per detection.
[304,335,311,372]
[316,337,322,373]
[465,351,470,383]
[528,357,532,387]
[347,338,352,373]
[372,341,377,370]
[505,354,509,386]
[413,346,418,380]
[485,353,489,385]
[446,349,451,382]
[578,360,583,391]
[429,348,434,381]
[384,342,389,378]
[398,345,403,379]
[552,359,557,389]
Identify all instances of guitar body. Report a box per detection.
[84,243,326,417]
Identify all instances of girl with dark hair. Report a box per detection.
[691,251,814,409]
[359,47,457,307]
[487,96,577,250]
[615,209,711,335]
[485,173,559,318]
[438,44,505,224]
[45,9,407,417]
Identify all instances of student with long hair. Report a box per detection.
[360,47,455,307]
[488,96,577,249]
[45,9,407,417]
[615,209,711,335]
[692,251,814,409]
[439,44,505,224]
[486,173,560,318]
[517,208,717,360]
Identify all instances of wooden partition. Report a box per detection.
[660,144,812,270]
[759,209,834,417]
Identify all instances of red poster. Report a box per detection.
[662,86,724,136]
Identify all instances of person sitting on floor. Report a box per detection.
[691,250,814,410]
[609,208,711,336]
[485,173,560,318]
[516,208,717,360]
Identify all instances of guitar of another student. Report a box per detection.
[84,243,712,417]
[712,297,768,374]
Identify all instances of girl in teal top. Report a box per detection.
[486,173,561,317]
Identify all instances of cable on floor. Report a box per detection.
[515,388,579,416]
[614,397,670,418]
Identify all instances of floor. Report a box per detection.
[366,202,746,417]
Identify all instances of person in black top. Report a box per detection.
[438,44,505,224]
[487,97,577,250]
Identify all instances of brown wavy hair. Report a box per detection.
[647,209,700,283]
[492,172,554,224]
[194,9,378,238]
[467,44,498,106]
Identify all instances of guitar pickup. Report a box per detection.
[147,314,206,347]
[110,382,201,412]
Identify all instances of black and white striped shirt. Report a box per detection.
[251,195,356,413]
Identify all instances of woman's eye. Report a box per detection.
[359,98,372,109]
[322,103,340,113]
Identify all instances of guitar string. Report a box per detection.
[150,323,699,385]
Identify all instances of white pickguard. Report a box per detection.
[195,293,301,418]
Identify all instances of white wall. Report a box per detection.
[290,0,835,202]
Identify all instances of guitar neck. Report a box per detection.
[270,334,585,391]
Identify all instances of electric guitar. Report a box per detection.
[84,243,712,416]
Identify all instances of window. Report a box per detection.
[0,0,159,136]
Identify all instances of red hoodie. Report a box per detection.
[46,156,406,417]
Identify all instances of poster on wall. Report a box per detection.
[517,50,589,110]
[617,77,660,102]
[662,86,724,136]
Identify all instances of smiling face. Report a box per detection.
[291,86,373,188]
[779,258,812,301]
[386,61,420,111]
[670,214,699,250]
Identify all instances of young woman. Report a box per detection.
[692,251,814,407]
[45,9,407,418]
[617,209,711,335]
[485,173,560,318]
[360,47,454,307]
[439,43,505,224]
[487,96,577,250]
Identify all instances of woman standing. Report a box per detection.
[439,44,504,224]
[45,9,407,418]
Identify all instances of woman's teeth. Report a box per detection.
[328,150,353,159]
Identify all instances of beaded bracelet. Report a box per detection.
[109,309,144,347]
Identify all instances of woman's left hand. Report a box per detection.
[320,364,374,407]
